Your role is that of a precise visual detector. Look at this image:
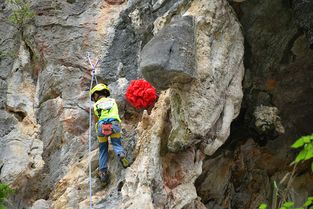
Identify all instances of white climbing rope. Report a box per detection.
[88,52,99,84]
[87,53,99,209]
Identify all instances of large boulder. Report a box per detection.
[140,15,196,90]
[168,0,244,154]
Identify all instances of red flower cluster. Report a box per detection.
[125,80,157,109]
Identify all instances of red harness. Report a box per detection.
[101,123,113,136]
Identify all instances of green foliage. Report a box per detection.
[280,201,294,209]
[0,184,14,209]
[291,134,313,170]
[259,135,313,209]
[260,196,313,209]
[259,203,268,209]
[6,0,35,29]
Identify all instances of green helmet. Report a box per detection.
[89,83,110,97]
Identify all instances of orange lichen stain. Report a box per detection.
[265,79,277,91]
[96,1,126,35]
[81,1,126,50]
[162,156,185,189]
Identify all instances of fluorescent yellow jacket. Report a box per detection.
[93,97,121,122]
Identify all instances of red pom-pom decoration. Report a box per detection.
[125,80,157,109]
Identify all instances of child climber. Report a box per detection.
[90,83,129,184]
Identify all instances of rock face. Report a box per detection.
[121,0,244,208]
[0,0,312,208]
[122,91,203,209]
[1,0,128,207]
[292,0,313,48]
[0,38,44,188]
[140,16,196,90]
[168,0,244,155]
[253,105,285,137]
[30,199,51,209]
[196,0,313,208]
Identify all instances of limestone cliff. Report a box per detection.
[0,0,312,209]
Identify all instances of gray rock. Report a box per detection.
[140,16,196,90]
[30,199,52,209]
[108,77,130,116]
[0,11,18,79]
[167,0,244,154]
[0,79,7,109]
[98,0,183,83]
[253,105,285,136]
[0,110,18,137]
[0,130,44,185]
[239,0,298,77]
[292,0,313,48]
[197,139,273,209]
[121,91,203,209]
[0,38,44,187]
[3,0,313,208]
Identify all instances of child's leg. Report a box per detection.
[111,134,129,168]
[110,133,126,156]
[98,136,109,172]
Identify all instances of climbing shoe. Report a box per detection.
[119,155,130,168]
[98,169,110,185]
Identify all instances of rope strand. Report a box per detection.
[88,70,95,209]
[87,53,100,209]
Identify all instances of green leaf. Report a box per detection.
[311,162,313,172]
[303,199,312,207]
[308,196,313,201]
[283,201,294,208]
[259,203,268,209]
[303,136,312,143]
[294,149,308,163]
[292,138,305,148]
[304,143,313,160]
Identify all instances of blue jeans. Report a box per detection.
[97,121,126,172]
[99,138,126,172]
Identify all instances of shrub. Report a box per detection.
[0,183,14,209]
[6,0,35,30]
[259,134,313,209]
